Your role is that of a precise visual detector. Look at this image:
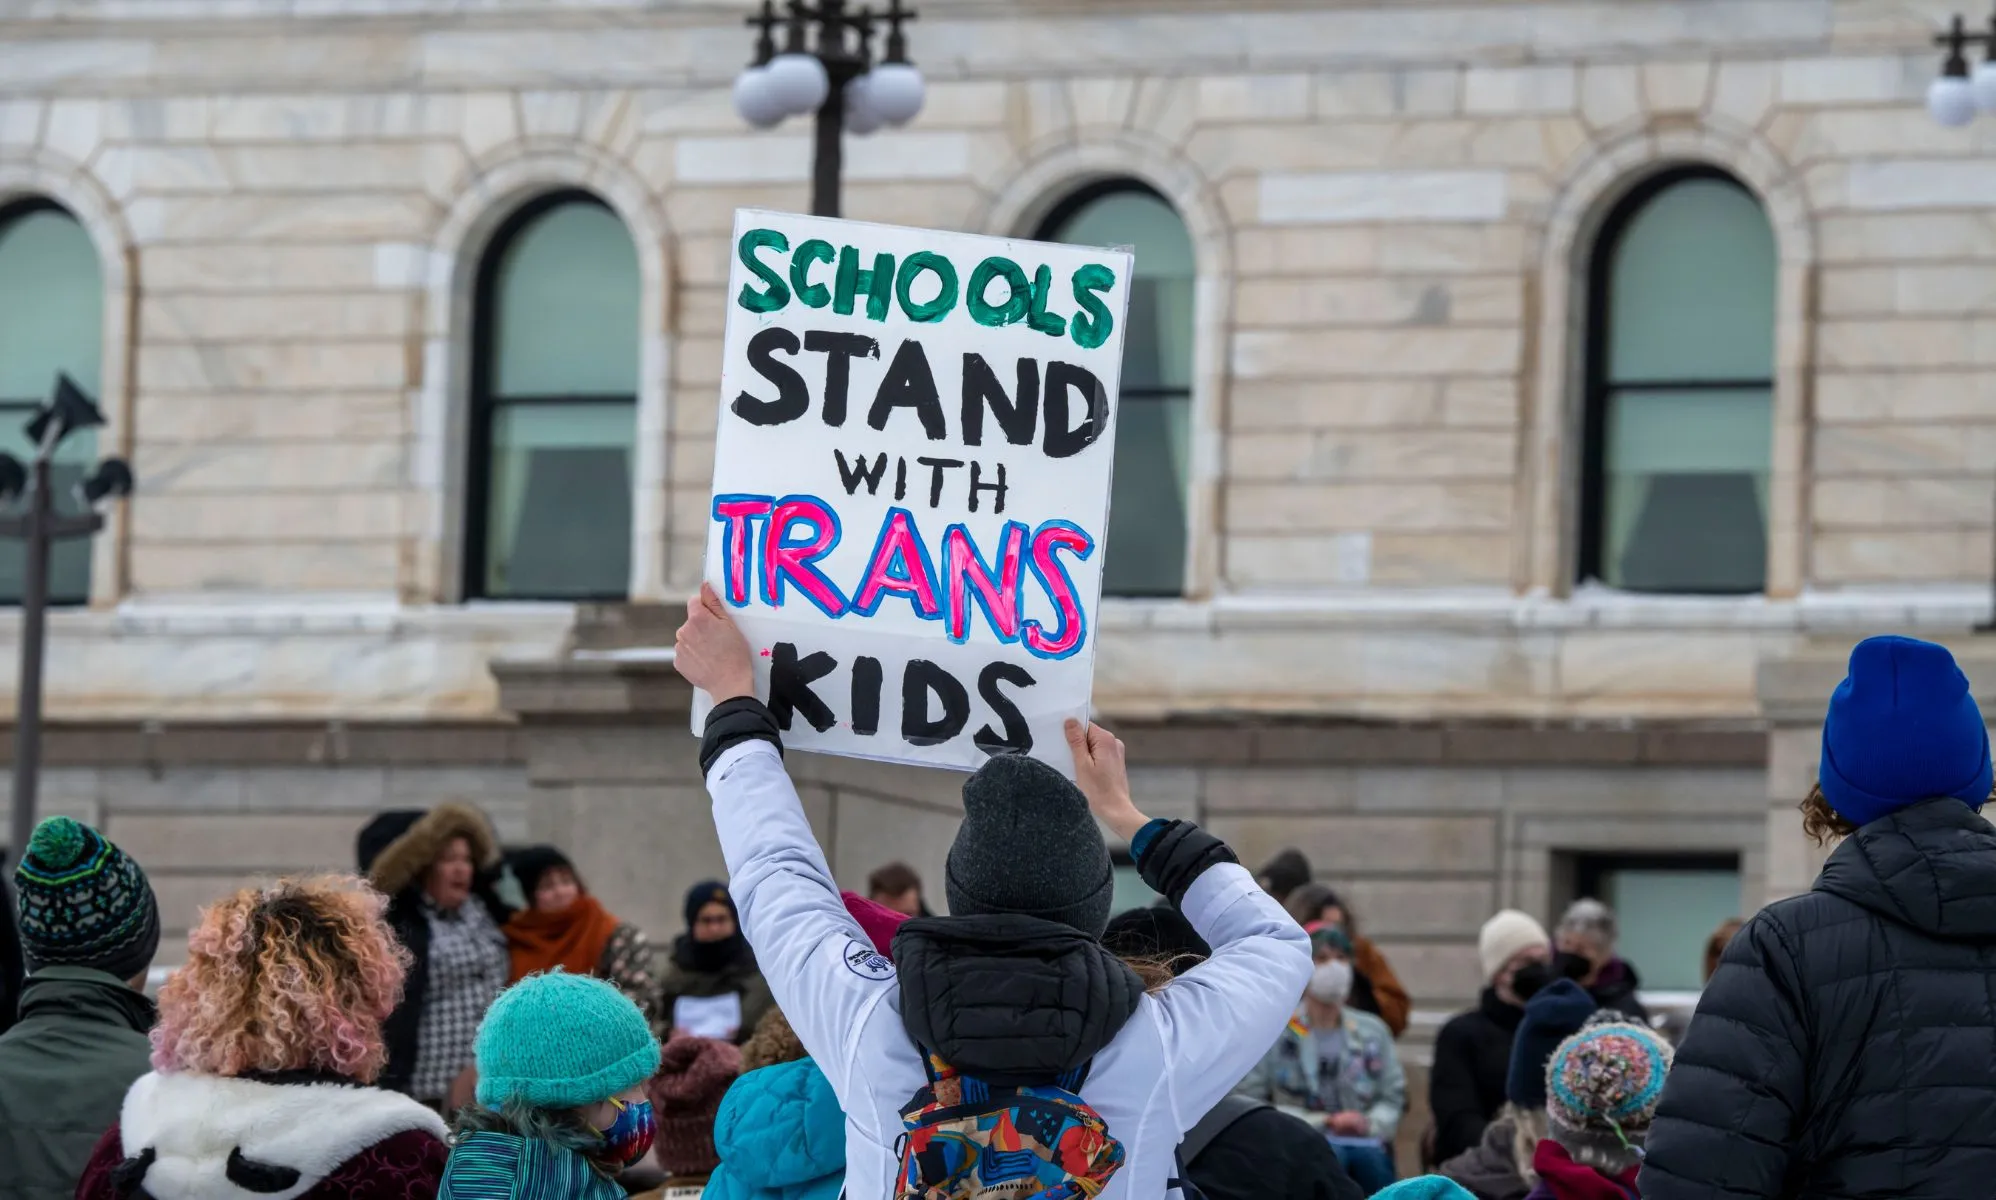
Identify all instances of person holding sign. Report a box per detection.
[674,583,1311,1200]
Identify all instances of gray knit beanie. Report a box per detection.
[945,754,1114,938]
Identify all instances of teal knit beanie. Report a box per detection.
[475,972,661,1111]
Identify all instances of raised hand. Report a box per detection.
[673,582,756,703]
[1064,718,1148,841]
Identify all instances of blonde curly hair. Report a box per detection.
[150,875,410,1083]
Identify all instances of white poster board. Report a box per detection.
[694,209,1133,775]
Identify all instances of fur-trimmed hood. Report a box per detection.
[112,1071,447,1200]
[356,803,500,898]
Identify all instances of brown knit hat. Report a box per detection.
[647,1032,742,1177]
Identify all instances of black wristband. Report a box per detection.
[1134,820,1238,909]
[699,696,784,777]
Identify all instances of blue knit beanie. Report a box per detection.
[1506,979,1598,1107]
[475,971,661,1111]
[1820,636,1993,827]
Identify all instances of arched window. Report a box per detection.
[1037,182,1195,598]
[1579,169,1776,594]
[0,200,102,605]
[466,192,640,600]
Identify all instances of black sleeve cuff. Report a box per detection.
[699,696,784,777]
[1135,820,1238,908]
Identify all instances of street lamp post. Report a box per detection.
[1930,12,1996,627]
[0,373,131,864]
[1928,10,1996,126]
[733,0,925,218]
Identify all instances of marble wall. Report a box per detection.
[0,0,1986,730]
[0,2,1989,980]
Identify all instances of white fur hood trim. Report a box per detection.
[119,1071,447,1200]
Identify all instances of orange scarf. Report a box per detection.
[504,893,622,981]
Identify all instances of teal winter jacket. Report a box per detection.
[704,1057,845,1200]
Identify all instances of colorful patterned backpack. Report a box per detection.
[893,1050,1125,1199]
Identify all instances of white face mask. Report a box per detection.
[1308,959,1353,1005]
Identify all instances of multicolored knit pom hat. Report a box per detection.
[14,815,161,982]
[1544,1017,1674,1174]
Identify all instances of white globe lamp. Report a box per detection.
[845,76,883,135]
[734,67,788,129]
[1973,59,1996,112]
[865,62,925,126]
[1930,72,1977,127]
[767,51,830,116]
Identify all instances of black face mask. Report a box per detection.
[1553,950,1594,982]
[1509,960,1555,1003]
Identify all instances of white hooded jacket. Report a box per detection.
[708,739,1313,1200]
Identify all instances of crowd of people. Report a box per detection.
[1,621,1994,1200]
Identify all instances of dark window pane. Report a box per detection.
[1607,180,1776,385]
[1601,386,1770,593]
[1583,173,1776,594]
[470,194,640,600]
[492,202,640,398]
[483,402,634,599]
[0,206,102,606]
[1039,185,1195,598]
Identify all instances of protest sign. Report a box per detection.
[694,209,1133,775]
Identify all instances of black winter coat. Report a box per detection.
[1185,1104,1365,1200]
[1642,799,1996,1200]
[1429,988,1523,1164]
[377,880,510,1096]
[0,886,21,1036]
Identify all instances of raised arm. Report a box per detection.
[1059,723,1313,1130]
[676,587,890,1102]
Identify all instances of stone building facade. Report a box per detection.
[0,0,1989,1002]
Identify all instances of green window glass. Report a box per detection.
[468,193,639,600]
[1582,171,1777,593]
[1039,183,1194,598]
[0,201,101,605]
[1575,854,1743,993]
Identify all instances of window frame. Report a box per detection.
[1575,166,1774,592]
[0,195,99,607]
[1031,178,1194,600]
[462,189,638,602]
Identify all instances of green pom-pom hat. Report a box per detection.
[27,815,91,870]
[14,814,160,981]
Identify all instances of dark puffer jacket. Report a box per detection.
[1429,988,1524,1164]
[1642,798,1996,1200]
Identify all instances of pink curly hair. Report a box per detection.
[151,874,410,1082]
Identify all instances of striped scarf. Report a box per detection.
[438,1130,627,1200]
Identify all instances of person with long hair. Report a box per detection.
[501,845,657,1025]
[1285,880,1412,1037]
[75,875,450,1199]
